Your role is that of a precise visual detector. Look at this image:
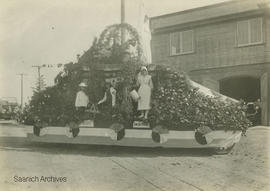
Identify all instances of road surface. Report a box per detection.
[0,122,269,191]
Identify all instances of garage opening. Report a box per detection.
[220,76,260,102]
[219,76,261,125]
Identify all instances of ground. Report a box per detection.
[0,122,269,191]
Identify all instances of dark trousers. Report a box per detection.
[76,107,86,121]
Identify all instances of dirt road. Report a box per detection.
[0,125,269,191]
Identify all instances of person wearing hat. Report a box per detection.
[75,82,89,115]
[137,66,153,119]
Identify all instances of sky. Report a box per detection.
[0,0,230,105]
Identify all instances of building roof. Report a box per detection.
[150,0,269,31]
[0,97,17,105]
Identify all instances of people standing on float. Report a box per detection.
[137,66,153,119]
[75,82,89,116]
[97,80,117,116]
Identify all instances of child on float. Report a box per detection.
[75,82,90,117]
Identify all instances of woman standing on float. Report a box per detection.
[137,66,153,120]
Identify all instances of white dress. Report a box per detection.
[137,74,153,110]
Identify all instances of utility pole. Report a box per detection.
[17,73,26,110]
[32,64,59,92]
[121,0,126,45]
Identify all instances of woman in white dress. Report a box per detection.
[137,66,153,119]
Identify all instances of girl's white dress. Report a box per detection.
[137,74,153,110]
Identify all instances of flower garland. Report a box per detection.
[21,22,251,135]
[149,66,251,133]
[97,23,143,60]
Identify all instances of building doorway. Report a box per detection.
[219,76,261,125]
[220,76,260,102]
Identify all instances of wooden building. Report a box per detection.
[150,0,270,126]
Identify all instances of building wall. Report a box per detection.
[151,14,270,125]
[151,15,270,72]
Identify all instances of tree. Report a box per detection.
[33,75,46,93]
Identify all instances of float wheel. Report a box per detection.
[194,131,207,145]
[110,123,125,141]
[33,125,41,136]
[69,121,80,138]
[33,121,43,136]
[151,125,169,143]
[151,131,160,143]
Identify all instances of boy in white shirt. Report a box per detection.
[75,82,89,116]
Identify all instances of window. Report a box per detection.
[237,18,263,46]
[170,30,194,55]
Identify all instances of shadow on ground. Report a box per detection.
[0,139,214,158]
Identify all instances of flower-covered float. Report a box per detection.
[23,23,251,154]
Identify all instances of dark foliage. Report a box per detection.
[148,66,251,132]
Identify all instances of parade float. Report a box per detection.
[23,23,251,154]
